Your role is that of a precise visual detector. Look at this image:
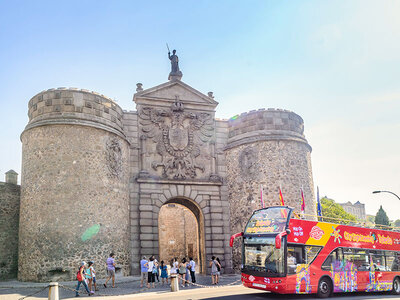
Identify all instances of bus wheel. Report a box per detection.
[317,278,332,298]
[392,277,400,295]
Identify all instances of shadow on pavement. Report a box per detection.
[206,291,400,300]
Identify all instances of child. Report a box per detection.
[160,260,168,285]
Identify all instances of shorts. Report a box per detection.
[148,272,155,283]
[107,269,115,277]
[93,277,96,283]
[211,271,218,276]
[140,272,147,281]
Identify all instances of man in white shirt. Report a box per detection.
[287,252,297,273]
[189,257,196,283]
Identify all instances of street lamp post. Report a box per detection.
[372,190,400,201]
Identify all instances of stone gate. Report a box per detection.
[15,53,315,281]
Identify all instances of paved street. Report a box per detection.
[2,276,400,300]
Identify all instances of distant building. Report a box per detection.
[339,201,366,220]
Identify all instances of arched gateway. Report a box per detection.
[158,197,206,273]
[130,77,233,275]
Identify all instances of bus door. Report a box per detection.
[343,248,369,291]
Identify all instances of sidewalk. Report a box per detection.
[0,274,242,300]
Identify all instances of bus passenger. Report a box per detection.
[287,252,297,273]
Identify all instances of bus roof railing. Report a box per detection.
[291,211,400,232]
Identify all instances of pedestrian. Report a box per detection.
[189,257,196,283]
[178,258,187,288]
[145,256,157,288]
[170,258,177,276]
[216,257,222,284]
[210,256,221,285]
[173,257,179,274]
[89,261,98,291]
[140,256,148,288]
[152,255,160,283]
[160,260,169,285]
[75,262,91,297]
[104,253,116,288]
[86,261,95,294]
[185,259,191,287]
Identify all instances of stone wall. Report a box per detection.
[225,109,315,270]
[19,89,130,282]
[0,181,20,279]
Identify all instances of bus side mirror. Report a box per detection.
[229,232,243,247]
[286,229,291,235]
[275,231,287,249]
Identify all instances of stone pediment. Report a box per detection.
[134,80,218,111]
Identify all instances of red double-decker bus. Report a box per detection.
[230,206,400,298]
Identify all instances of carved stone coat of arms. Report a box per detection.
[139,100,214,180]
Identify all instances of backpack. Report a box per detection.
[216,261,221,272]
[76,266,83,281]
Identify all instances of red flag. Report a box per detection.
[300,188,305,214]
[279,187,287,218]
[279,187,285,206]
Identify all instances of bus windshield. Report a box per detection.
[244,207,290,234]
[243,236,285,275]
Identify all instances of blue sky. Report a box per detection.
[1,0,399,219]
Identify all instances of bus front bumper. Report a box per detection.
[241,273,286,293]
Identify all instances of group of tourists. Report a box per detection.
[75,252,223,296]
[75,260,97,297]
[75,253,115,297]
[140,256,197,288]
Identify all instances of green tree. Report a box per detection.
[375,205,390,228]
[394,219,400,228]
[320,198,357,224]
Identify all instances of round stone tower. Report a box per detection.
[19,88,130,281]
[225,108,316,269]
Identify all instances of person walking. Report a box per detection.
[189,257,196,283]
[210,256,221,285]
[104,253,116,288]
[89,261,98,291]
[75,262,91,297]
[170,258,177,276]
[160,260,169,285]
[145,256,157,288]
[178,258,187,288]
[140,256,148,288]
[85,261,95,294]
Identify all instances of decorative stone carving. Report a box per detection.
[139,99,214,179]
[106,137,123,178]
[239,147,258,179]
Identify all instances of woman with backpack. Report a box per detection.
[216,257,222,284]
[75,262,91,297]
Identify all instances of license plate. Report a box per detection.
[253,283,266,288]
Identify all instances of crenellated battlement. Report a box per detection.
[226,108,309,150]
[26,87,126,138]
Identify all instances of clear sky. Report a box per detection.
[1,0,399,219]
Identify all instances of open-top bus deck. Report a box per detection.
[230,206,400,298]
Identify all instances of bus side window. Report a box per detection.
[321,249,337,271]
[287,244,303,274]
[385,251,400,271]
[370,250,386,271]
